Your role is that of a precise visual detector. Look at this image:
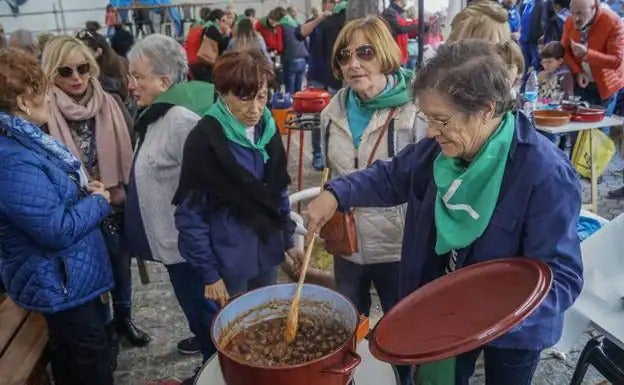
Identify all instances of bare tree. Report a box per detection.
[346,0,381,20]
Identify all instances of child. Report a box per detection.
[538,41,574,104]
[105,5,118,39]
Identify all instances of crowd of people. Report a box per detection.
[0,0,623,384]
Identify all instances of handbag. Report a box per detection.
[197,36,219,66]
[320,108,398,256]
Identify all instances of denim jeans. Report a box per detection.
[222,267,278,297]
[455,346,541,385]
[45,298,114,385]
[521,42,540,71]
[283,58,307,95]
[167,262,220,362]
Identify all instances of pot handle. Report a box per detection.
[321,351,361,375]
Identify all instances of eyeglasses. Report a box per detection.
[415,110,460,130]
[76,30,96,42]
[335,45,376,66]
[57,63,91,78]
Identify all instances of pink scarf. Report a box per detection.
[47,78,133,189]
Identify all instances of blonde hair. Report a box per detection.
[331,16,401,79]
[41,35,100,81]
[495,40,525,83]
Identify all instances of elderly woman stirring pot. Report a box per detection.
[305,40,583,385]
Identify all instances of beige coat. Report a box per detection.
[447,0,511,43]
[320,88,427,265]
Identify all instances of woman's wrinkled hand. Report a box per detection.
[305,190,338,243]
[88,180,111,203]
[204,279,230,307]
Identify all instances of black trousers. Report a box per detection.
[44,298,113,385]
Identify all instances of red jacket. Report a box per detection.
[256,19,283,53]
[383,4,419,64]
[184,25,204,65]
[561,7,624,100]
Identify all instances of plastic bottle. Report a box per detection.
[524,69,539,115]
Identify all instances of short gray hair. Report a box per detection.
[128,34,188,84]
[8,29,37,53]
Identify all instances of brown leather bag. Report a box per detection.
[320,108,398,256]
[197,36,219,66]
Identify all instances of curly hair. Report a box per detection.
[0,48,47,114]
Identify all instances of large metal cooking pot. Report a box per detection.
[211,283,361,385]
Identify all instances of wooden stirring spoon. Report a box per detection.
[284,168,330,344]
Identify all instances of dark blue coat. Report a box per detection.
[328,112,583,350]
[0,129,112,313]
[175,127,295,285]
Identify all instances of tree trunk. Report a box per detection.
[346,0,381,21]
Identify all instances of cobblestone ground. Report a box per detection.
[115,133,624,385]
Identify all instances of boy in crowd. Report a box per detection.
[538,41,574,103]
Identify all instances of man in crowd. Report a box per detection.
[383,0,421,66]
[295,0,338,171]
[245,8,258,27]
[562,0,624,197]
[519,0,547,70]
[503,0,522,41]
[111,22,134,58]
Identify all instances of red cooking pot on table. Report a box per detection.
[292,88,333,113]
[212,284,361,385]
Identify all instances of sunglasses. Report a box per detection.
[335,45,376,66]
[57,63,91,78]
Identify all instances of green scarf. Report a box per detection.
[433,112,515,255]
[356,67,414,110]
[205,99,276,162]
[145,81,215,117]
[261,16,273,29]
[417,359,456,385]
[333,0,349,14]
[280,15,299,27]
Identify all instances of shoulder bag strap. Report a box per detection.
[366,108,397,166]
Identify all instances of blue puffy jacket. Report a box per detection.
[0,132,113,314]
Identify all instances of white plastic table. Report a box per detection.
[535,116,623,213]
[554,212,624,356]
[194,339,400,385]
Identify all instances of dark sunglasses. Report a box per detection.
[76,30,95,41]
[335,45,376,66]
[57,63,91,78]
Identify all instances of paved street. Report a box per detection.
[114,133,624,385]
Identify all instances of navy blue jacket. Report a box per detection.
[0,129,112,313]
[281,24,309,61]
[328,112,583,350]
[175,126,295,285]
[296,19,327,85]
[520,0,547,44]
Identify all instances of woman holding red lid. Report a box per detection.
[304,39,583,385]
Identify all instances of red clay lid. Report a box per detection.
[369,258,552,365]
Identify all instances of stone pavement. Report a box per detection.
[114,133,624,385]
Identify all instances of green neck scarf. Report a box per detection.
[433,112,515,255]
[261,16,273,29]
[333,0,349,14]
[280,15,299,27]
[205,99,276,162]
[356,67,414,110]
[141,81,215,117]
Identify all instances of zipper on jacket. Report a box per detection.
[60,257,69,297]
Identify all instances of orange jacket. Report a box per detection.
[561,7,624,100]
